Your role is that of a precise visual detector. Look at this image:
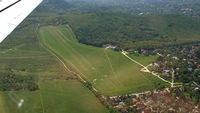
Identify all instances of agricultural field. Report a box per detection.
[39,25,169,96]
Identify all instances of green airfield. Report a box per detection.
[0,23,108,113]
[39,25,169,96]
[0,23,169,113]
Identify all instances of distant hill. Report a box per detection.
[32,0,200,49]
[64,12,200,49]
[36,0,200,16]
[72,0,200,16]
[35,0,73,14]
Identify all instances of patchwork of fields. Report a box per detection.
[39,25,169,96]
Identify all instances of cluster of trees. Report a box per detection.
[0,72,39,91]
[175,62,200,84]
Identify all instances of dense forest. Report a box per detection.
[63,12,200,49]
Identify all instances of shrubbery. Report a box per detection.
[0,72,39,91]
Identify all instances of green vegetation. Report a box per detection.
[1,80,107,113]
[63,12,200,49]
[0,81,108,113]
[152,44,200,102]
[0,20,108,113]
[0,72,38,91]
[0,0,199,112]
[37,0,200,16]
[127,54,159,66]
[39,25,168,96]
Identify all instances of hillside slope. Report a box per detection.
[64,13,200,49]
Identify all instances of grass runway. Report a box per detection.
[39,25,169,96]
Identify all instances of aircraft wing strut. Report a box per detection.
[0,0,43,43]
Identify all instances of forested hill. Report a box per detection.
[64,12,200,49]
[35,0,200,16]
[67,0,200,16]
[32,0,200,50]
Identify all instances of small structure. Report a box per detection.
[115,105,124,109]
[104,44,117,49]
[119,102,126,106]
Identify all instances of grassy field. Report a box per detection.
[0,22,108,113]
[39,25,169,96]
[0,80,108,113]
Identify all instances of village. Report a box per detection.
[150,45,199,87]
[102,44,200,113]
[106,87,200,113]
[130,44,200,86]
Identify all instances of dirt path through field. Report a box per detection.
[121,51,174,86]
